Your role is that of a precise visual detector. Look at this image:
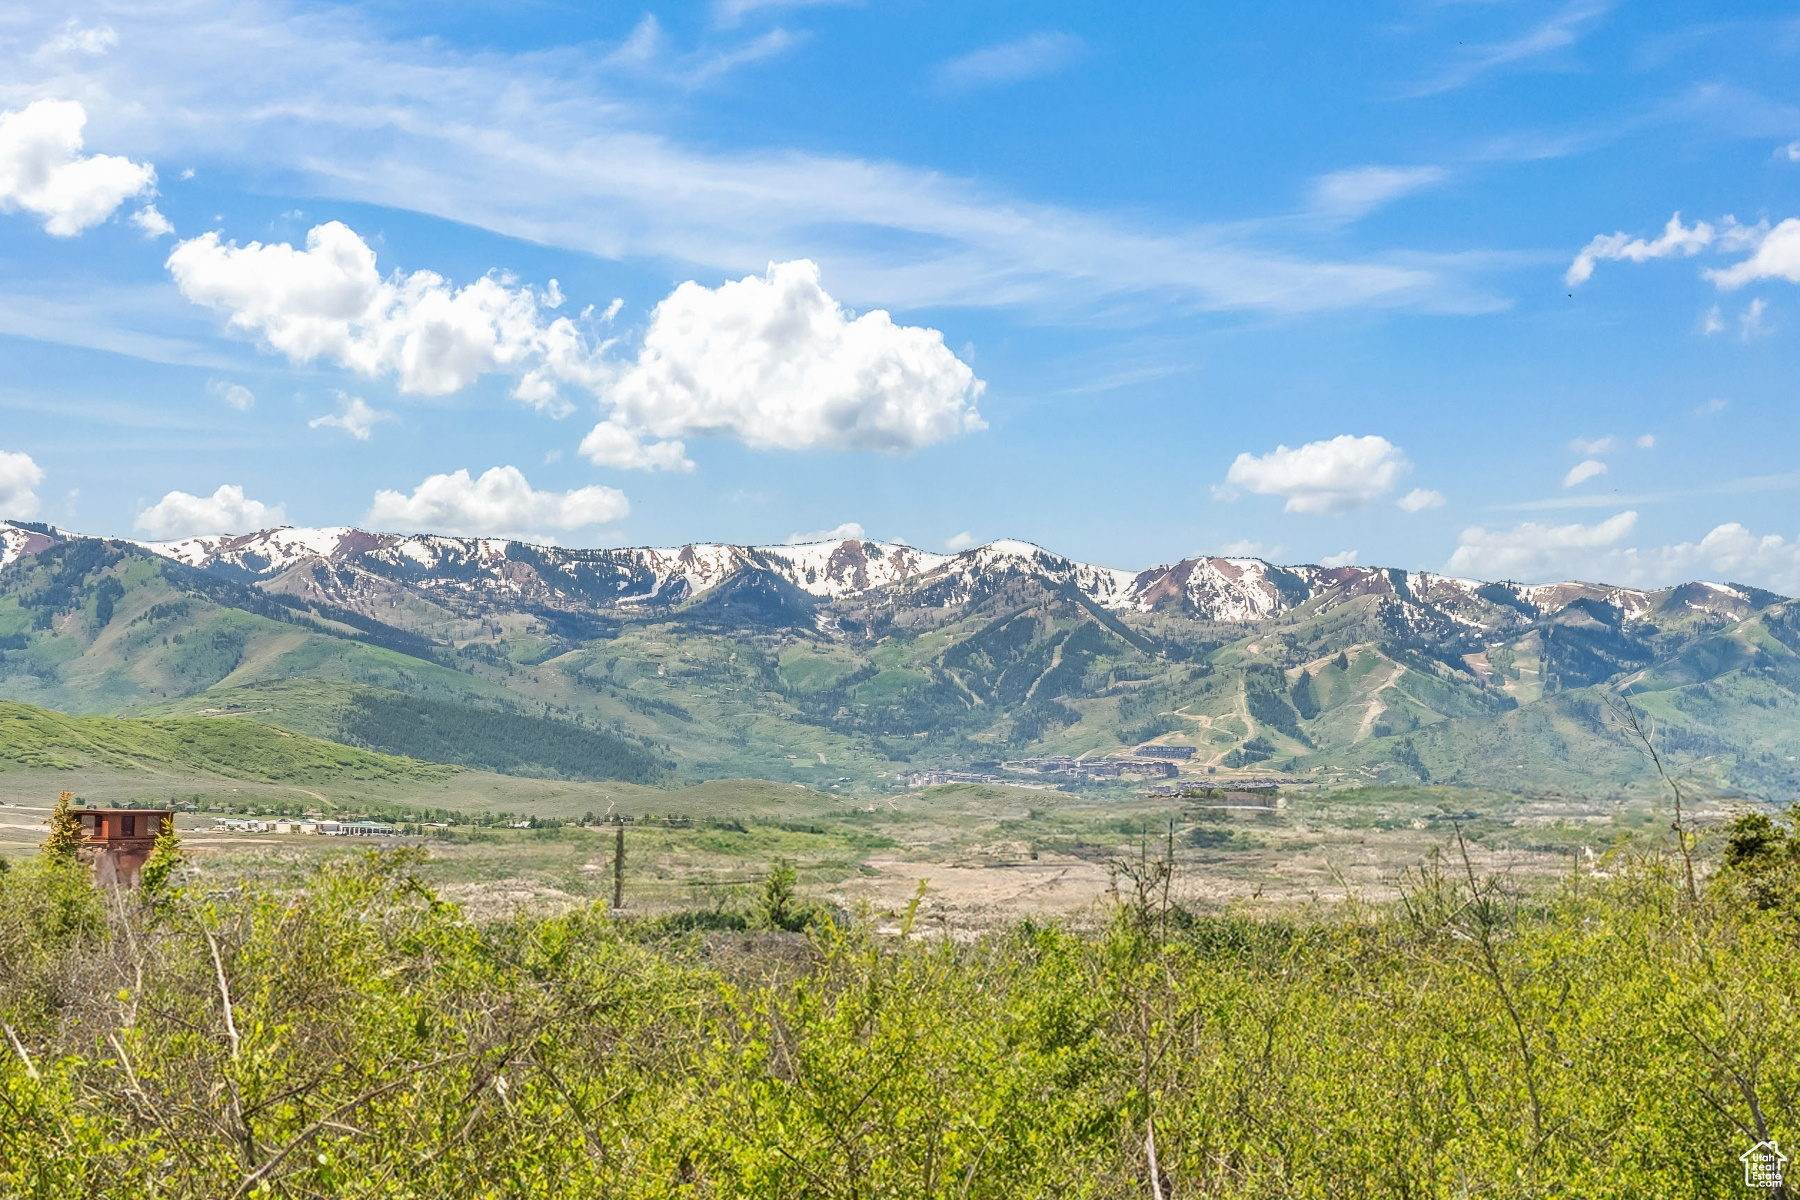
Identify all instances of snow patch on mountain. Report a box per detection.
[116,525,1783,634]
[142,527,395,574]
[1519,581,1654,621]
[0,522,59,569]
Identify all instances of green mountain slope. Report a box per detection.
[141,680,667,784]
[0,699,446,783]
[0,541,670,785]
[4,530,1799,797]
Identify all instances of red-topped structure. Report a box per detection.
[74,808,174,887]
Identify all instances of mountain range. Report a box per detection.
[3,519,1797,797]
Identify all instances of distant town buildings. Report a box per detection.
[903,754,1183,788]
[1134,745,1196,759]
[1001,755,1181,779]
[903,770,1003,788]
[209,817,399,836]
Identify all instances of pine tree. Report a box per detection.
[41,791,85,861]
[761,859,799,930]
[140,815,183,894]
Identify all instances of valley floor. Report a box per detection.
[0,771,1741,927]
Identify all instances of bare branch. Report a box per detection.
[3,1023,39,1082]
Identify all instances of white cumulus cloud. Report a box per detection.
[1565,212,1763,288]
[1319,550,1359,568]
[309,395,393,441]
[365,466,627,537]
[1636,433,1656,449]
[1642,524,1800,594]
[1449,515,1800,592]
[1446,511,1638,580]
[135,484,285,539]
[785,521,865,545]
[0,99,156,237]
[0,450,45,519]
[207,379,255,410]
[578,421,693,473]
[1221,434,1411,515]
[1563,459,1607,488]
[1397,487,1446,512]
[166,221,606,412]
[130,203,174,237]
[945,531,976,551]
[1570,435,1616,454]
[583,260,985,470]
[1707,218,1800,289]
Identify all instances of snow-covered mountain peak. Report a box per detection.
[144,526,395,574]
[31,524,1779,635]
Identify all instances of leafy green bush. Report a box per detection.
[0,847,1792,1197]
[1713,810,1800,909]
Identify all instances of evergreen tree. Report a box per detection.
[41,790,84,861]
[760,860,803,931]
[140,815,183,894]
[1290,669,1320,720]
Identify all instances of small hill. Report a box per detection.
[0,699,449,784]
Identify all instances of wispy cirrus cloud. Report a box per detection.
[1310,166,1447,222]
[713,0,854,29]
[935,32,1085,93]
[1563,459,1607,488]
[1403,2,1611,98]
[1398,488,1445,513]
[605,14,803,88]
[0,1,1495,345]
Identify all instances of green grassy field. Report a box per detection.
[0,765,1718,929]
[0,699,447,783]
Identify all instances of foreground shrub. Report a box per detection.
[0,846,1791,1197]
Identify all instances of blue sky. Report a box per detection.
[2,0,1799,589]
